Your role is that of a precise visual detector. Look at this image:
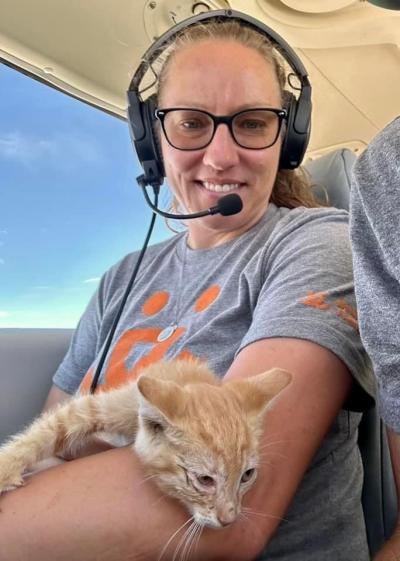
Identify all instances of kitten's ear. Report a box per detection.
[137,375,187,427]
[226,368,292,416]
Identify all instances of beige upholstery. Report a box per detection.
[0,328,72,444]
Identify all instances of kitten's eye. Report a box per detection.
[241,468,256,483]
[144,418,164,433]
[196,474,215,487]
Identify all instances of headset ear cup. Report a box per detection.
[127,91,165,186]
[279,91,299,170]
[146,94,164,174]
[279,89,311,170]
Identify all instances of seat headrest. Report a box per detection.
[304,148,357,211]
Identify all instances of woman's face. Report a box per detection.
[159,39,283,248]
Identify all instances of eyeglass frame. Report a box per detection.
[154,107,288,151]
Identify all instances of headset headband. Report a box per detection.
[129,9,308,95]
[127,9,312,187]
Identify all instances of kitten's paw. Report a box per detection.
[0,465,26,495]
[25,457,65,476]
[0,480,25,495]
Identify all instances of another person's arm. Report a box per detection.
[350,117,400,433]
[350,117,400,560]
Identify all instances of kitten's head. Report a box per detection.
[134,367,291,529]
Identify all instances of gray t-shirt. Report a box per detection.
[350,116,400,433]
[54,203,373,560]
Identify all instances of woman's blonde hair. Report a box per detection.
[153,18,319,210]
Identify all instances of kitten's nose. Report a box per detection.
[217,505,236,526]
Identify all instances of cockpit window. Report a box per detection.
[0,64,172,328]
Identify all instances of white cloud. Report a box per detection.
[0,132,54,165]
[83,277,100,284]
[0,130,102,168]
[0,311,10,318]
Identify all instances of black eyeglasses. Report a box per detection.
[154,107,287,151]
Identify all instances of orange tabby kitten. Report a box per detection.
[0,359,291,530]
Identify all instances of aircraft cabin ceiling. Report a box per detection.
[0,0,399,156]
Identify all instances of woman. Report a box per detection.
[0,12,374,561]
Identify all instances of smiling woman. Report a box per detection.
[0,64,172,328]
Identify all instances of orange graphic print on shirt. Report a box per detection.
[79,286,221,394]
[300,290,358,331]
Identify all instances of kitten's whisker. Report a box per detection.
[149,493,168,509]
[164,519,193,561]
[238,511,251,524]
[187,523,202,561]
[173,520,197,561]
[158,517,194,561]
[259,450,288,459]
[188,523,203,561]
[257,459,274,468]
[259,439,291,451]
[181,521,201,561]
[257,453,290,467]
[137,473,159,487]
[178,523,194,561]
[260,433,291,444]
[187,522,203,561]
[242,507,288,523]
[192,523,203,558]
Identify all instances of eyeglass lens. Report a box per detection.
[162,109,281,150]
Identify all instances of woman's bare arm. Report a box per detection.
[0,337,351,561]
[223,337,352,548]
[42,384,72,412]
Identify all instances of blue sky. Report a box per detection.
[0,63,172,328]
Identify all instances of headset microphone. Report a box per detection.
[138,175,243,220]
[215,193,243,216]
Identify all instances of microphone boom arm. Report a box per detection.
[138,174,243,220]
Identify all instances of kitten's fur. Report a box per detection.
[0,359,291,529]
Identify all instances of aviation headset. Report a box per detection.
[126,8,312,190]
